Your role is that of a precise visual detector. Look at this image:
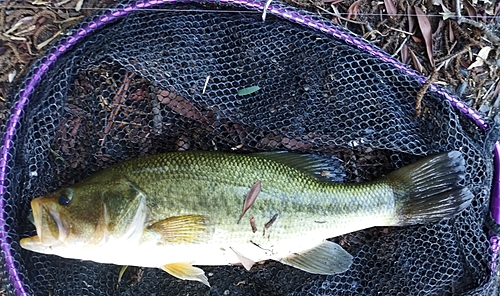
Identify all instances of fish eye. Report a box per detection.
[58,189,73,206]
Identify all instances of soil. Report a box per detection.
[1,0,499,124]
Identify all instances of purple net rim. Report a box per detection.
[0,0,493,295]
[491,142,500,273]
[493,142,500,223]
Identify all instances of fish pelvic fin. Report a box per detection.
[148,215,212,243]
[387,151,473,225]
[279,240,353,275]
[161,262,210,287]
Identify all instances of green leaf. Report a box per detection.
[238,86,260,96]
[439,12,454,21]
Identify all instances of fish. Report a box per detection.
[20,150,472,286]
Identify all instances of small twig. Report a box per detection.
[13,25,36,36]
[455,0,461,19]
[100,72,135,146]
[480,80,496,104]
[382,24,414,36]
[202,75,210,94]
[2,33,26,41]
[415,70,438,118]
[54,15,84,24]
[391,35,410,58]
[262,0,272,21]
[4,43,28,64]
[436,46,468,65]
[313,2,367,25]
[457,17,500,45]
[362,30,389,39]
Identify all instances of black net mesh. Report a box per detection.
[1,1,499,295]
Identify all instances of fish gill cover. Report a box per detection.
[0,0,499,295]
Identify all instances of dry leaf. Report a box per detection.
[467,46,492,69]
[433,20,445,37]
[448,21,455,43]
[408,47,424,73]
[463,0,477,19]
[440,11,455,20]
[401,44,409,64]
[407,5,415,33]
[384,0,397,16]
[414,6,435,67]
[237,181,261,224]
[347,0,361,20]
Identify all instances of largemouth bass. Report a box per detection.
[21,151,472,286]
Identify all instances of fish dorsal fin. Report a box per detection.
[230,247,255,271]
[251,152,345,182]
[279,240,353,275]
[161,262,210,287]
[148,215,212,243]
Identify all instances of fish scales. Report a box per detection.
[103,151,395,240]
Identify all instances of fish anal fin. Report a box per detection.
[230,247,255,271]
[280,240,353,275]
[148,215,212,243]
[161,262,210,287]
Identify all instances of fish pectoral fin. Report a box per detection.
[279,240,353,275]
[161,262,210,287]
[230,247,255,271]
[148,215,212,243]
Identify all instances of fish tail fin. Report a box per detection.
[387,151,473,226]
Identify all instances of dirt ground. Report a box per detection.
[0,0,499,294]
[1,0,500,126]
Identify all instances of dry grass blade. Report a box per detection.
[414,6,435,67]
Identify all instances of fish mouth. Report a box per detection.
[30,197,69,246]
